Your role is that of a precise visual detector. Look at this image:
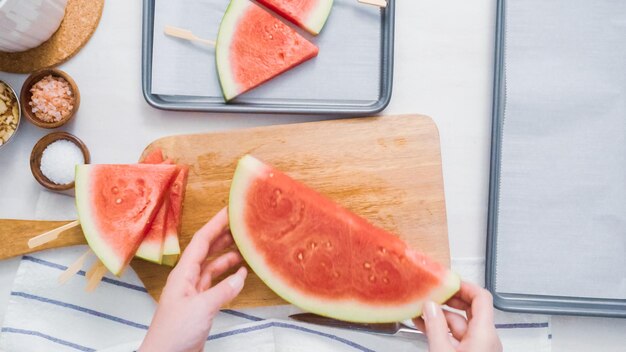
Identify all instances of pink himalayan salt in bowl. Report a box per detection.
[29,75,74,123]
[20,69,80,129]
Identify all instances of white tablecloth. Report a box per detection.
[1,0,625,350]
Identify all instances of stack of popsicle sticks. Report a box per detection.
[27,221,107,291]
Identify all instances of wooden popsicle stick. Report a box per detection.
[358,0,387,8]
[85,264,108,292]
[58,249,91,284]
[164,25,216,47]
[27,220,80,249]
[85,260,104,280]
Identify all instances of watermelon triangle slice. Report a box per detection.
[75,164,178,275]
[161,165,189,266]
[216,0,319,101]
[229,155,460,323]
[135,149,170,264]
[256,0,333,35]
[135,197,168,264]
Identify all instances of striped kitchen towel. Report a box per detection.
[0,247,551,351]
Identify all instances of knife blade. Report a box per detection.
[289,313,426,340]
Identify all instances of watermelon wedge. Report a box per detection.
[135,197,168,264]
[229,155,460,323]
[75,164,178,276]
[216,0,319,101]
[161,165,189,266]
[135,149,169,264]
[257,0,333,35]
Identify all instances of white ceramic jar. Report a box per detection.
[0,0,69,52]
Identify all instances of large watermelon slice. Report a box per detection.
[256,0,334,35]
[75,164,178,275]
[229,155,460,323]
[216,0,319,101]
[161,164,189,266]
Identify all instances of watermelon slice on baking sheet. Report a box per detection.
[257,0,334,35]
[75,164,177,276]
[229,155,460,323]
[216,0,319,101]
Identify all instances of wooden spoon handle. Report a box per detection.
[0,219,86,260]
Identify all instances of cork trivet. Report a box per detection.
[0,0,104,74]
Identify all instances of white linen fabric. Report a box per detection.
[0,248,551,351]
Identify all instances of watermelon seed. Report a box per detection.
[115,198,122,204]
[383,277,389,284]
[369,275,376,282]
[363,262,371,270]
[297,252,303,261]
[111,186,119,194]
[309,242,317,249]
[378,247,387,255]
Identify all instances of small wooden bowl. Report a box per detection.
[20,69,81,129]
[30,132,90,191]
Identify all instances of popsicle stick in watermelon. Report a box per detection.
[357,0,387,8]
[75,164,178,276]
[58,249,92,284]
[164,25,216,46]
[27,220,80,249]
[85,260,107,292]
[216,0,319,101]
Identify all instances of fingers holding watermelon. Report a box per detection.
[178,207,230,267]
[197,251,243,291]
[412,282,502,352]
[140,209,248,352]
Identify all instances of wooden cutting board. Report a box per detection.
[0,114,450,308]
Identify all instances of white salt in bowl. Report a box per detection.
[30,131,90,191]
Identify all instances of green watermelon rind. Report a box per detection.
[216,0,250,101]
[75,165,125,275]
[229,155,461,323]
[162,234,181,256]
[135,240,164,265]
[302,0,334,35]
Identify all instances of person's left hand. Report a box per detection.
[139,207,247,352]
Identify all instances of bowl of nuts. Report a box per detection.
[0,80,21,148]
[20,68,80,129]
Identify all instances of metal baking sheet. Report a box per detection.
[486,0,626,317]
[141,0,394,114]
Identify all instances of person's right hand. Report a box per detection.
[413,282,503,352]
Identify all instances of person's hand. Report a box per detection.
[413,282,503,352]
[139,207,248,352]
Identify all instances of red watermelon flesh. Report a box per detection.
[161,165,189,265]
[75,164,177,276]
[229,155,460,323]
[216,0,319,101]
[256,0,334,35]
[142,148,164,164]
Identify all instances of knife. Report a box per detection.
[289,313,426,340]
